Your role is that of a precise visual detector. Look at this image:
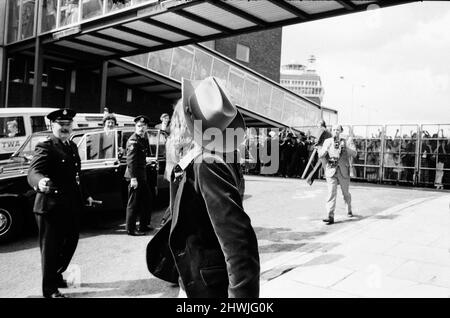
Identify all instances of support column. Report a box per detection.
[65,69,72,108]
[32,36,44,107]
[32,0,44,107]
[100,60,108,112]
[0,49,7,108]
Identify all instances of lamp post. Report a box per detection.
[339,76,366,124]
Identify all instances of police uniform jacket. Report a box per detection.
[167,151,260,298]
[124,133,150,181]
[318,137,357,179]
[27,135,82,214]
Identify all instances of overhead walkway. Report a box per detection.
[111,43,326,127]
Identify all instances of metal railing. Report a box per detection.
[240,124,450,189]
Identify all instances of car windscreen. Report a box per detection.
[12,132,53,161]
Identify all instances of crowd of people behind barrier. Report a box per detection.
[240,127,316,178]
[240,125,450,189]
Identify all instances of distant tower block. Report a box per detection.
[280,55,324,105]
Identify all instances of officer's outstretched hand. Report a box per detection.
[38,177,51,193]
[145,157,153,164]
[130,178,138,189]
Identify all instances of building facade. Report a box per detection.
[209,28,282,83]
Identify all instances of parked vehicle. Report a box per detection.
[0,126,169,243]
[0,108,134,160]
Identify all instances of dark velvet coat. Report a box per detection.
[148,152,260,298]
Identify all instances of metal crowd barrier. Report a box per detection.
[240,125,450,189]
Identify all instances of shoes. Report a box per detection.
[56,276,68,288]
[322,217,334,225]
[127,230,147,236]
[347,212,354,217]
[138,225,154,232]
[44,291,66,298]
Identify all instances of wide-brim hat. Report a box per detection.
[47,108,76,121]
[182,76,246,153]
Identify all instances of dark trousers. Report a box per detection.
[126,179,152,232]
[35,210,79,296]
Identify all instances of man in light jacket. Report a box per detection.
[318,124,357,225]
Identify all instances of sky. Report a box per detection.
[281,1,450,126]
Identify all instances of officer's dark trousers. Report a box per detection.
[35,209,79,296]
[126,179,152,232]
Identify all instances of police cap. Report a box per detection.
[134,115,150,125]
[47,108,76,122]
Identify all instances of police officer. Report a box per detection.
[27,108,82,298]
[124,115,154,236]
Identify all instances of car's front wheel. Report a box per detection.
[0,202,24,244]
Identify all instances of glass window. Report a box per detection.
[82,0,103,20]
[107,0,131,13]
[14,132,52,161]
[84,131,117,160]
[146,130,158,157]
[170,47,194,81]
[236,43,250,63]
[59,0,80,27]
[7,0,20,43]
[71,133,84,146]
[42,0,57,32]
[158,131,167,158]
[21,0,35,39]
[31,116,49,133]
[77,134,86,160]
[0,116,26,138]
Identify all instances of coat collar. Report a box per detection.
[177,147,203,172]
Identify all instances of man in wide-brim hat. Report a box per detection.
[147,77,259,298]
[182,76,246,155]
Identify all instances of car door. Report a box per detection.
[146,129,169,202]
[76,130,125,212]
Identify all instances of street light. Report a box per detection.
[339,76,366,124]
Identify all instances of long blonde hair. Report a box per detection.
[165,100,201,180]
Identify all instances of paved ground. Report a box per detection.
[261,193,450,298]
[0,175,448,298]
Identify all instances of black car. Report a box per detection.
[0,127,169,243]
